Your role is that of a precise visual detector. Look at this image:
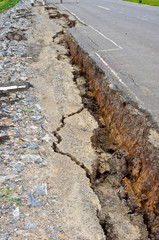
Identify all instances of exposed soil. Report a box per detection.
[64,22,159,239]
[0,2,158,240]
[41,5,151,240]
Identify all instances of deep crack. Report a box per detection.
[66,106,84,118]
[45,5,152,239]
[52,106,98,186]
[52,30,63,41]
[64,32,157,239]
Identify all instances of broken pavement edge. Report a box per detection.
[64,33,159,239]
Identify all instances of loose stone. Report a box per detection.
[33,183,47,196]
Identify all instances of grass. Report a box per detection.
[0,186,21,204]
[0,0,21,14]
[123,0,159,6]
[22,109,33,112]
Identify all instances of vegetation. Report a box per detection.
[123,0,159,6]
[0,186,21,204]
[0,0,20,14]
[22,109,33,112]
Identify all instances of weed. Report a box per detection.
[0,185,21,204]
[22,109,33,112]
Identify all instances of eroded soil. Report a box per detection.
[28,5,149,240]
[0,3,156,240]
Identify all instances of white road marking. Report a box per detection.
[96,53,127,87]
[96,53,144,105]
[60,4,86,25]
[60,4,123,51]
[98,6,110,11]
[89,48,122,55]
[89,25,122,50]
[137,16,147,21]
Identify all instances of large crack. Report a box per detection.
[52,107,93,180]
[64,33,159,240]
[45,5,154,240]
[50,59,149,239]
[71,65,150,240]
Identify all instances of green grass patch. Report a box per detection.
[22,109,33,112]
[123,0,159,6]
[0,186,21,205]
[0,0,21,14]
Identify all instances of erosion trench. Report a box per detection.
[29,5,158,240]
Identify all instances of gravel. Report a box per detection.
[0,1,54,238]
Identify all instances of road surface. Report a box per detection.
[50,0,159,127]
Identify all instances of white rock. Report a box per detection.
[13,207,19,218]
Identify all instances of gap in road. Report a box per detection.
[45,5,151,240]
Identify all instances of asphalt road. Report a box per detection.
[51,0,159,126]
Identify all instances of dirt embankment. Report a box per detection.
[39,5,158,240]
[64,27,159,240]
